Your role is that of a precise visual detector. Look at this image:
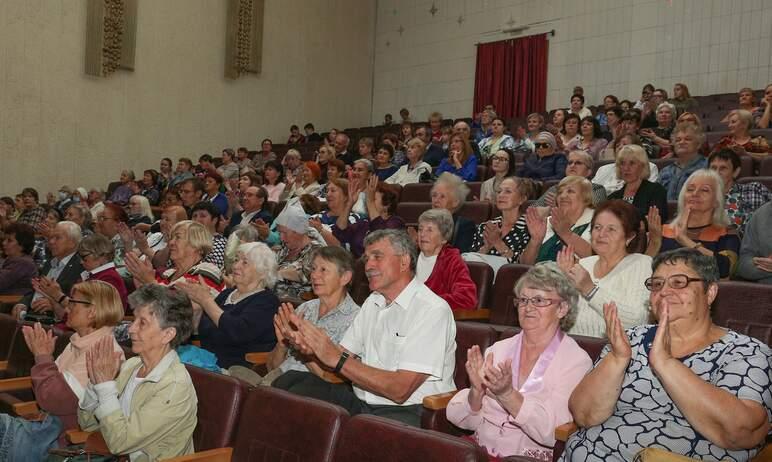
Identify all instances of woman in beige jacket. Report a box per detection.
[78,284,198,461]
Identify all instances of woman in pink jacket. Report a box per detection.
[447,262,592,460]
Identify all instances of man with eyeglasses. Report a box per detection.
[224,186,273,237]
[12,221,84,321]
[178,177,204,216]
[533,150,606,208]
[565,248,771,461]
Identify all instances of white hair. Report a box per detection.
[57,221,83,245]
[130,195,154,221]
[673,169,730,228]
[238,242,278,289]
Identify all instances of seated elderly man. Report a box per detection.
[564,248,772,461]
[533,150,607,207]
[274,229,456,427]
[736,201,772,284]
[11,221,84,320]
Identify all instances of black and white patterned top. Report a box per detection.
[204,234,227,270]
[562,325,772,462]
[469,215,531,263]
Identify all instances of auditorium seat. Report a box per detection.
[186,365,248,451]
[400,183,435,202]
[667,200,679,220]
[467,182,482,200]
[738,176,772,191]
[713,281,772,346]
[465,262,493,310]
[349,257,371,306]
[488,264,531,326]
[476,165,489,181]
[738,155,754,178]
[0,314,18,364]
[395,202,431,226]
[230,387,347,462]
[759,156,772,176]
[457,201,492,225]
[336,414,488,462]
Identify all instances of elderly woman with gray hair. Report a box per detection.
[640,101,676,157]
[415,208,477,311]
[78,284,197,460]
[447,262,592,460]
[177,242,280,369]
[429,172,476,252]
[518,131,568,182]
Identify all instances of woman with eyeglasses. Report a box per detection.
[0,280,124,459]
[564,248,772,461]
[447,262,592,461]
[556,200,652,338]
[647,169,740,278]
[479,148,517,202]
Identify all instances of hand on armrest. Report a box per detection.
[422,391,459,410]
[65,429,93,444]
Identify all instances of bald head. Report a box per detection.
[453,121,471,140]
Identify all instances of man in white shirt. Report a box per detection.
[275,229,456,426]
[568,93,593,120]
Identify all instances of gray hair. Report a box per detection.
[238,242,278,289]
[671,122,706,146]
[122,170,136,180]
[652,248,719,292]
[310,246,355,289]
[78,234,115,261]
[224,224,261,273]
[615,145,651,180]
[353,158,374,173]
[433,172,470,210]
[67,203,93,231]
[514,262,579,331]
[674,169,729,228]
[128,284,193,349]
[568,150,594,172]
[656,102,676,117]
[57,221,83,245]
[418,208,454,242]
[364,229,418,272]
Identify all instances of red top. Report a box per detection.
[424,244,478,311]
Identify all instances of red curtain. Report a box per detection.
[473,33,549,120]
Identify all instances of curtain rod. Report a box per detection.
[475,29,555,46]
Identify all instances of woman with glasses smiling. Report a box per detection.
[556,200,652,338]
[479,148,517,203]
[564,248,772,461]
[447,262,592,460]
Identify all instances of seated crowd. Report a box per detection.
[0,82,770,461]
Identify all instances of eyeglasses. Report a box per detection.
[492,156,509,162]
[515,296,562,308]
[644,274,704,292]
[566,160,586,166]
[78,252,92,259]
[66,298,93,306]
[97,216,115,222]
[534,143,551,149]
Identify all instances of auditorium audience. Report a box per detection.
[385,137,432,186]
[556,200,651,338]
[191,201,227,269]
[429,173,476,253]
[274,229,456,427]
[711,109,770,156]
[607,145,668,224]
[640,101,676,157]
[479,148,517,202]
[79,284,197,460]
[283,160,322,200]
[373,144,399,181]
[533,150,606,207]
[736,201,772,284]
[261,160,286,202]
[568,93,592,120]
[708,148,771,237]
[757,83,772,129]
[518,132,568,182]
[274,206,323,300]
[468,177,534,273]
[107,170,134,205]
[565,116,608,160]
[478,117,515,162]
[595,95,619,129]
[559,113,580,148]
[564,248,771,461]
[521,176,594,264]
[0,222,38,295]
[139,169,160,206]
[201,170,228,218]
[178,242,279,369]
[437,133,478,181]
[127,195,154,227]
[16,187,47,229]
[415,209,477,311]
[225,186,272,236]
[448,262,592,461]
[659,122,708,200]
[649,169,740,278]
[670,82,699,116]
[287,124,305,145]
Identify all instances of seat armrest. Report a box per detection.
[123,315,134,322]
[320,370,346,384]
[0,361,8,371]
[161,448,233,462]
[13,400,39,416]
[0,376,33,392]
[245,352,270,365]
[422,391,458,410]
[555,422,578,441]
[453,309,490,321]
[65,429,93,444]
[0,295,23,304]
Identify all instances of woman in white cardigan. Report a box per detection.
[557,199,651,338]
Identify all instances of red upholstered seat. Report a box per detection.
[335,414,488,462]
[465,262,493,310]
[395,202,431,226]
[457,201,492,225]
[231,387,348,462]
[400,183,435,202]
[713,281,772,346]
[185,365,248,451]
[488,264,532,326]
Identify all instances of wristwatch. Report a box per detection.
[333,351,350,373]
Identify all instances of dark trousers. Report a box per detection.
[272,370,423,427]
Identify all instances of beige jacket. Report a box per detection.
[78,350,197,462]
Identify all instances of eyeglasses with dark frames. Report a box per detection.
[514,296,562,308]
[66,298,93,306]
[534,143,551,149]
[644,274,704,292]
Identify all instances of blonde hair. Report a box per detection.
[557,176,593,208]
[71,280,124,328]
[406,137,427,155]
[673,169,729,228]
[170,220,213,257]
[615,145,651,180]
[730,109,754,131]
[130,195,154,221]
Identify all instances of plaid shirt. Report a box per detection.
[17,206,47,228]
[658,155,707,200]
[725,181,771,238]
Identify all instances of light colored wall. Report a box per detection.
[0,0,375,196]
[372,0,772,123]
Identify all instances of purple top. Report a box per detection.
[332,215,406,257]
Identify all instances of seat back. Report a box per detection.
[571,334,608,362]
[0,314,19,362]
[2,325,71,378]
[333,414,488,462]
[349,258,371,306]
[726,320,772,346]
[488,264,531,326]
[759,156,772,176]
[457,201,491,225]
[400,183,435,202]
[713,281,772,346]
[454,322,499,389]
[395,202,431,226]
[465,262,493,310]
[232,387,348,462]
[186,365,248,451]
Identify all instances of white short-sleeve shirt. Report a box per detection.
[340,277,457,406]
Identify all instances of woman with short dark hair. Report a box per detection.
[0,222,38,294]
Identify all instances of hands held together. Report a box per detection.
[273,303,341,369]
